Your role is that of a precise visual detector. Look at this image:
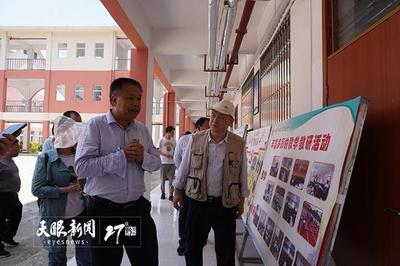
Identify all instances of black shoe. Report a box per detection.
[161,194,166,200]
[177,245,185,256]
[2,239,19,247]
[0,249,11,258]
[169,195,174,201]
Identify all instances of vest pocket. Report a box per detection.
[227,182,241,206]
[228,152,241,178]
[191,151,203,169]
[186,176,202,200]
[228,160,241,178]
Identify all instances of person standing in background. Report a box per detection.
[174,117,209,256]
[32,116,90,266]
[159,126,176,201]
[173,100,248,266]
[42,110,82,153]
[0,133,22,258]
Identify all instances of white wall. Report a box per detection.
[50,31,115,71]
[0,112,101,122]
[290,0,323,116]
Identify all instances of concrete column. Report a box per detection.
[25,123,31,153]
[162,93,167,131]
[0,71,6,112]
[0,33,9,70]
[184,116,191,132]
[43,72,51,112]
[179,108,186,137]
[130,48,150,125]
[130,48,147,124]
[42,120,50,141]
[166,92,176,127]
[45,32,53,70]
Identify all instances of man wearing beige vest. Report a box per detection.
[173,99,248,266]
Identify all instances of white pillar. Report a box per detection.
[143,50,154,200]
[45,32,53,70]
[0,33,9,70]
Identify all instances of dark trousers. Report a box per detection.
[0,192,22,249]
[87,196,158,266]
[47,210,92,266]
[185,197,236,266]
[178,192,188,249]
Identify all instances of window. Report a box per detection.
[30,130,35,142]
[58,43,67,58]
[330,0,400,53]
[76,43,86,58]
[241,70,254,130]
[75,85,84,101]
[260,15,290,127]
[92,85,102,101]
[95,43,104,58]
[56,84,65,101]
[38,131,43,144]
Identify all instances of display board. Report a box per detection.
[243,126,271,218]
[246,97,367,266]
[233,124,248,139]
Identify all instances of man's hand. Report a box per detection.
[173,188,183,210]
[131,139,144,162]
[123,139,144,162]
[236,197,245,218]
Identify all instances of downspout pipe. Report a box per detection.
[222,0,255,90]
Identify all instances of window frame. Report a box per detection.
[76,43,86,58]
[92,85,103,101]
[74,85,84,101]
[55,84,66,101]
[95,43,105,58]
[57,43,68,58]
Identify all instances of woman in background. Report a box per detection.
[32,115,90,266]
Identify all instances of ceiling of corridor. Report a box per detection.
[113,0,280,120]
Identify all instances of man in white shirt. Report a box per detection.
[174,117,209,256]
[158,126,176,200]
[173,100,248,266]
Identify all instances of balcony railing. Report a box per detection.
[5,100,44,112]
[7,58,46,70]
[114,58,131,71]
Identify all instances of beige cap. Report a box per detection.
[210,99,235,119]
[53,116,83,148]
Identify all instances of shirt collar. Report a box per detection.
[106,110,136,130]
[47,148,60,163]
[0,157,14,166]
[208,130,229,144]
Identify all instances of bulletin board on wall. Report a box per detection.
[245,97,368,266]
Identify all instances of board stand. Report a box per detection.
[236,222,263,265]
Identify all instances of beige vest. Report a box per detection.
[185,129,245,208]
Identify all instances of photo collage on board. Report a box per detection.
[249,154,336,265]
